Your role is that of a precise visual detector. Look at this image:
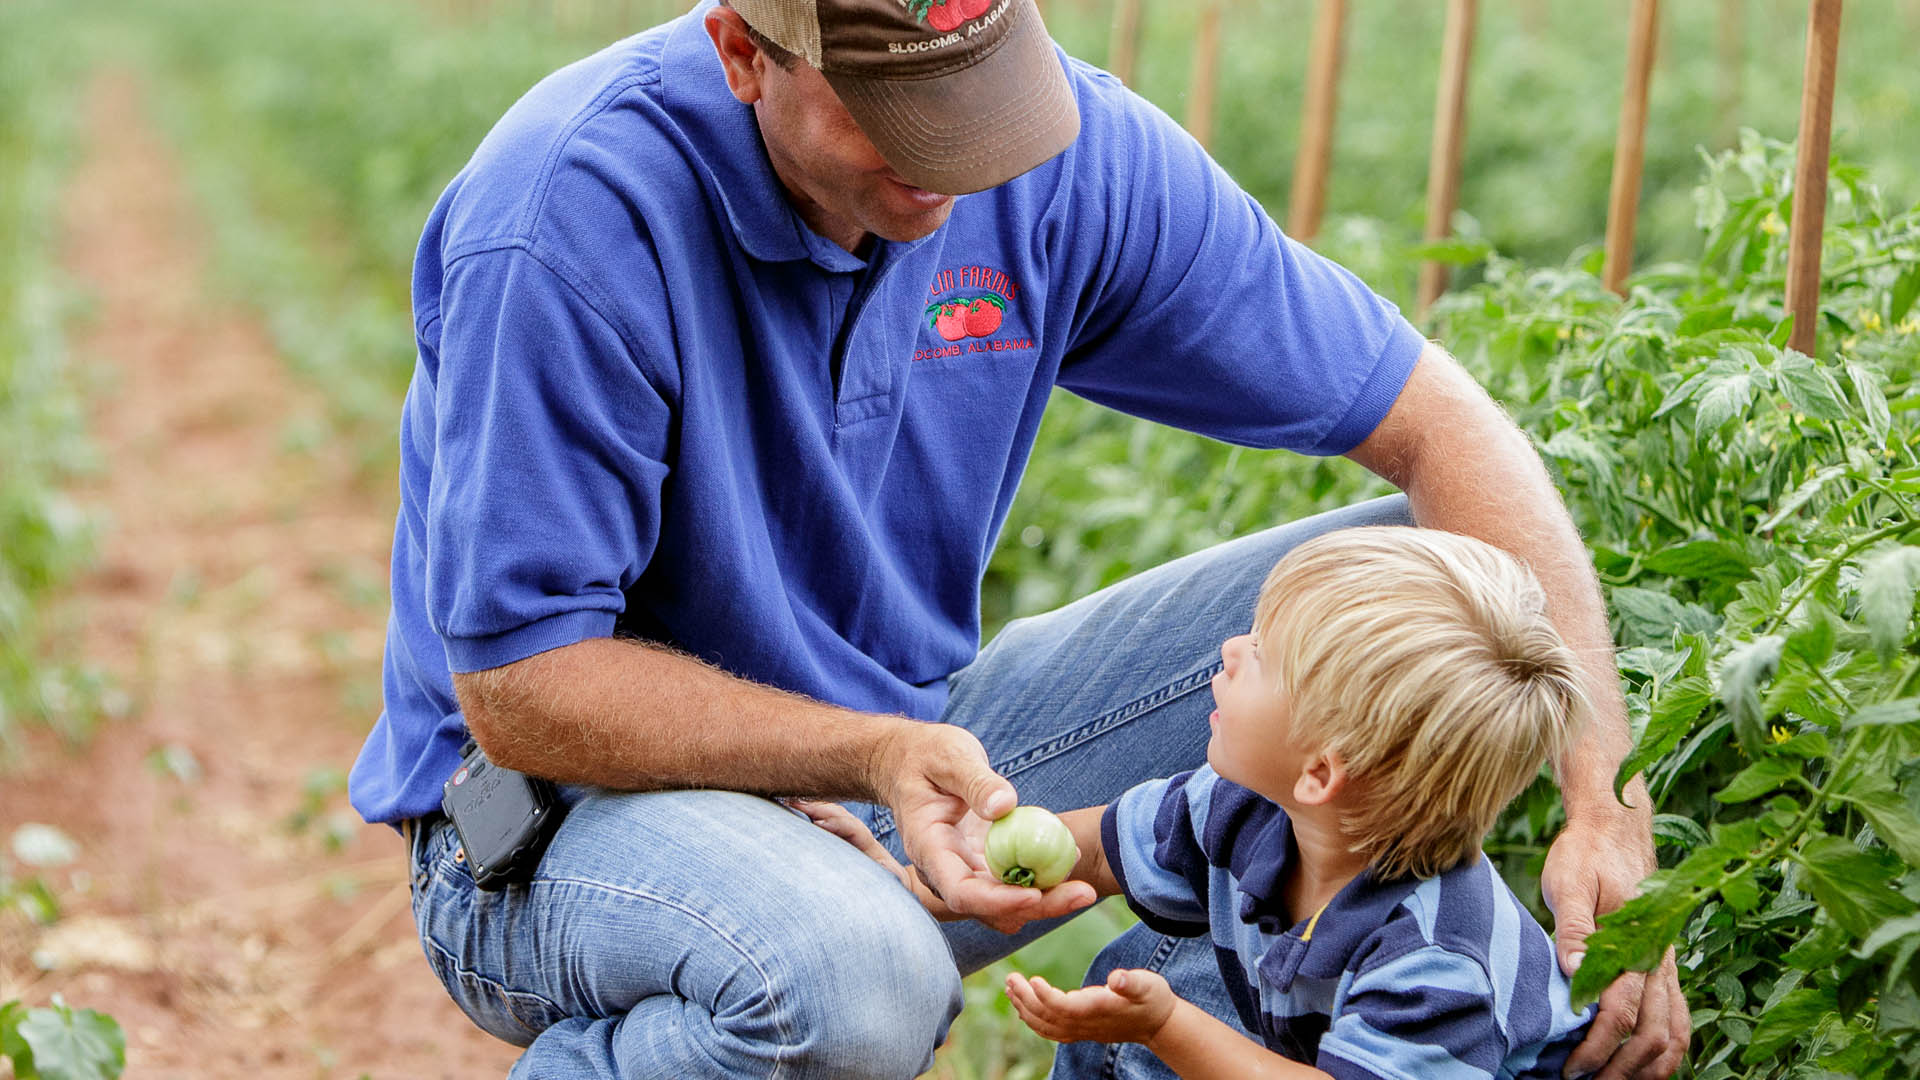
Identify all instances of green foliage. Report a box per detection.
[1426,132,1920,1076]
[0,998,126,1080]
[0,0,106,753]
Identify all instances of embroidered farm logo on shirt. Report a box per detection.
[916,265,1035,362]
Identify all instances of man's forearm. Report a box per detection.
[453,635,913,802]
[1348,344,1641,822]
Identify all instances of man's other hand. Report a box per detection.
[1543,806,1690,1080]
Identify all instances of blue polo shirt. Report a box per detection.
[1103,767,1593,1079]
[348,2,1425,824]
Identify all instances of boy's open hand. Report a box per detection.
[1006,969,1176,1046]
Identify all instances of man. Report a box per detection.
[348,0,1688,1076]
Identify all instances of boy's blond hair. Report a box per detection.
[1252,527,1587,880]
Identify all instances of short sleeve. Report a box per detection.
[1316,946,1509,1080]
[1059,83,1423,457]
[426,245,673,673]
[1100,770,1216,937]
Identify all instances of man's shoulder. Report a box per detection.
[436,25,702,261]
[1051,52,1209,179]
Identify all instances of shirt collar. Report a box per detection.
[660,4,868,273]
[1233,810,1420,991]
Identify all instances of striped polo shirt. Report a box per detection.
[1101,766,1593,1079]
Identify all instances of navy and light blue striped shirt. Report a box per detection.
[1102,767,1593,1080]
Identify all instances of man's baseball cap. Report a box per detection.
[726,0,1080,196]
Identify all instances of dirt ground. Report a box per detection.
[0,74,524,1078]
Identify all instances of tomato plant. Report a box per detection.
[1426,133,1920,1077]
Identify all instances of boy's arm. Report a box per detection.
[1148,997,1334,1080]
[1006,968,1332,1080]
[1060,806,1120,896]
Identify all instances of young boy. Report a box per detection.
[801,526,1595,1079]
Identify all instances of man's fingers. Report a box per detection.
[941,761,1014,822]
[1564,969,1646,1078]
[1592,966,1669,1080]
[1552,907,1598,979]
[1654,964,1690,1079]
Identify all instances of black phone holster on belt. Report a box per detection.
[439,738,564,890]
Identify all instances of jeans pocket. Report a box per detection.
[421,933,566,1047]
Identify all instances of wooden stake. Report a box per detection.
[1418,0,1477,318]
[1185,3,1225,149]
[1109,0,1144,85]
[1602,0,1659,296]
[1288,0,1348,244]
[1786,0,1842,356]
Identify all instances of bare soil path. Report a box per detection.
[0,73,523,1078]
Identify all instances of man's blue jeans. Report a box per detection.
[408,495,1413,1078]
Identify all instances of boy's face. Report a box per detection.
[1207,632,1307,804]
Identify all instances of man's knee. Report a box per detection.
[767,882,962,1079]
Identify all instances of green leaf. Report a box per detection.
[1847,362,1893,447]
[1719,635,1785,758]
[1795,835,1912,937]
[1615,676,1713,801]
[1757,464,1849,533]
[1,1000,30,1070]
[1859,914,1920,996]
[1845,698,1920,729]
[1642,539,1755,580]
[1784,915,1852,968]
[1568,878,1700,1009]
[1715,756,1800,802]
[1679,631,1712,679]
[1833,787,1920,865]
[1695,368,1758,432]
[1785,605,1837,667]
[1860,546,1920,665]
[1775,349,1850,421]
[1721,867,1762,914]
[1744,987,1837,1065]
[1611,587,1721,648]
[1891,264,1920,324]
[1651,813,1711,851]
[15,1003,124,1080]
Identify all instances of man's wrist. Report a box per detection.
[861,716,917,805]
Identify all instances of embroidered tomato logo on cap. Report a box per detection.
[906,0,993,33]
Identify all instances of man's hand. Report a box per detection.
[1005,969,1176,1046]
[866,722,1097,933]
[1543,796,1690,1080]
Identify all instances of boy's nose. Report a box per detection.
[1220,633,1251,671]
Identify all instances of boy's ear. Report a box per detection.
[1292,749,1348,807]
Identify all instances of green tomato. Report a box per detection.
[984,806,1078,889]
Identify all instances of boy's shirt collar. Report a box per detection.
[1232,808,1420,991]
